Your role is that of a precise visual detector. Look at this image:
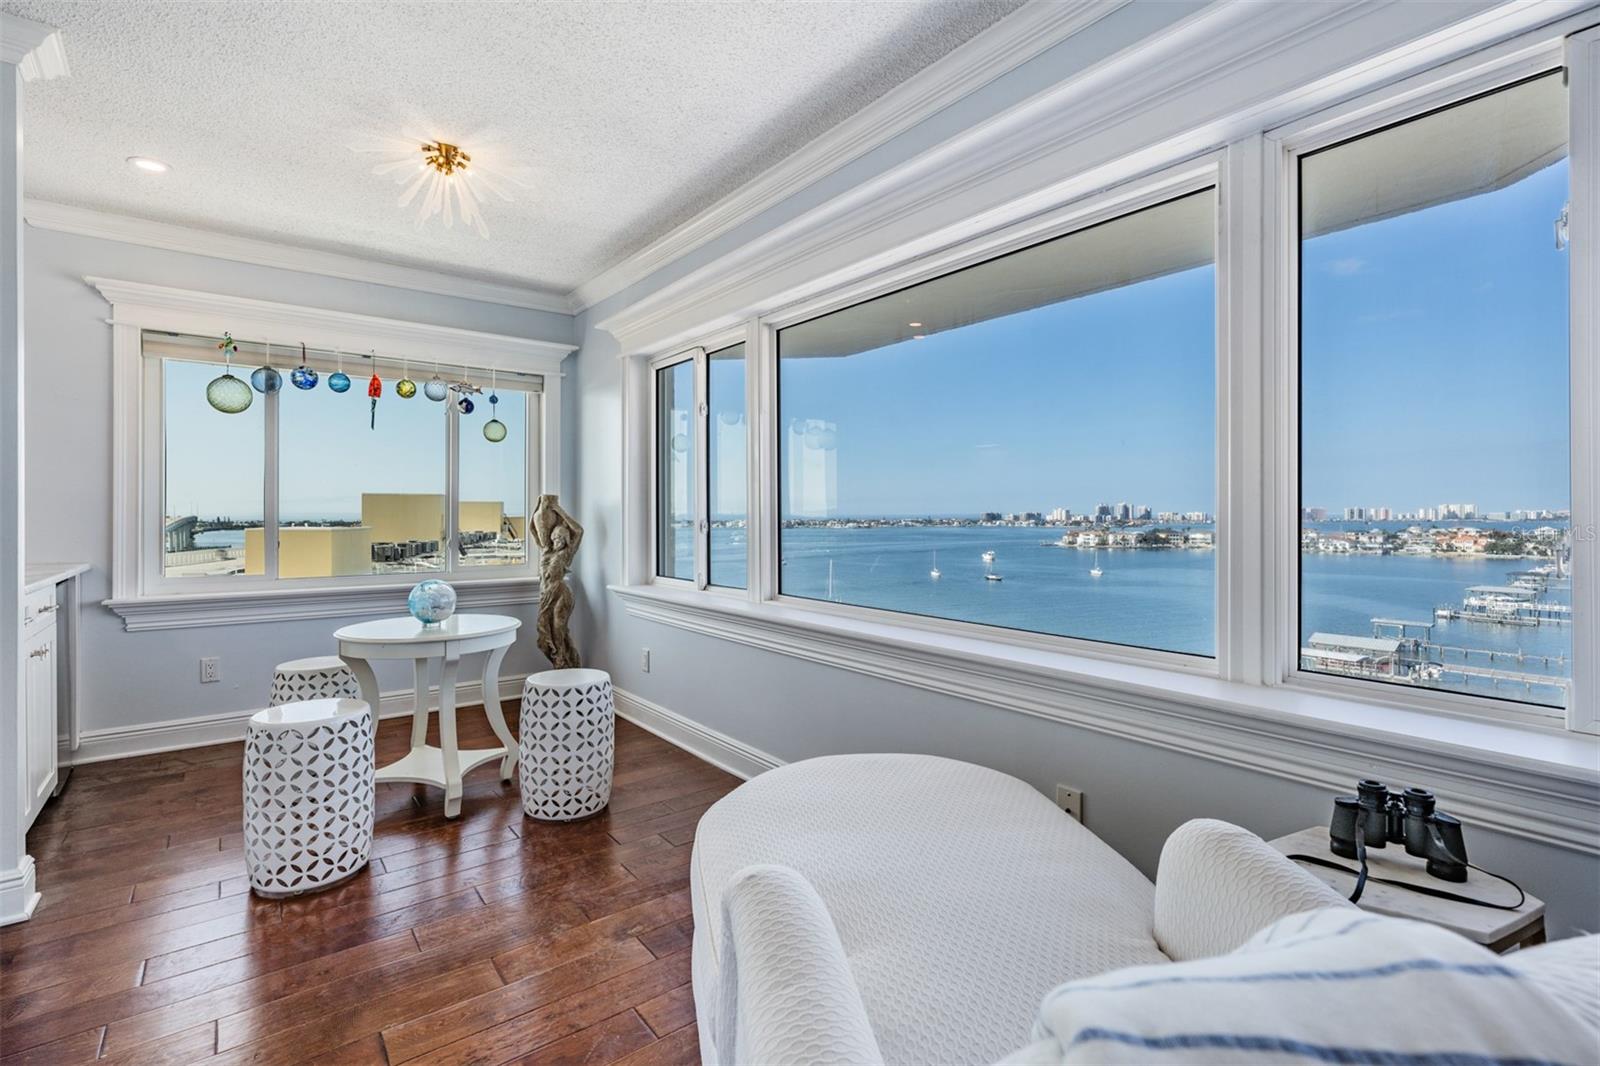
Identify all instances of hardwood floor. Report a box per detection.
[2,704,738,1065]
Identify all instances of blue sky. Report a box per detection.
[777,158,1570,518]
[1300,158,1570,515]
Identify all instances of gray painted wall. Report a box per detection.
[566,1,1600,937]
[23,226,574,738]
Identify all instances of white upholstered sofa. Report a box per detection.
[690,753,1599,1065]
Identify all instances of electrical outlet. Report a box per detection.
[641,648,652,673]
[199,657,222,684]
[1054,784,1083,822]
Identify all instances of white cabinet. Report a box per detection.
[20,589,58,830]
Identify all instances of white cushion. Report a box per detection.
[691,754,1168,1066]
[715,864,884,1066]
[1153,818,1353,961]
[1006,907,1600,1065]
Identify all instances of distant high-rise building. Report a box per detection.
[1116,501,1131,521]
[1048,507,1070,523]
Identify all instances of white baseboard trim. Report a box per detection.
[614,687,783,781]
[65,675,529,766]
[0,856,41,927]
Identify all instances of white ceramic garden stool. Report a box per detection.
[243,698,375,898]
[519,669,615,822]
[269,655,361,707]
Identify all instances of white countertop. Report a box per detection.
[24,562,90,594]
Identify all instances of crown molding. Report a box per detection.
[1,12,68,80]
[565,0,1131,313]
[595,0,1594,357]
[26,200,577,315]
[87,276,576,374]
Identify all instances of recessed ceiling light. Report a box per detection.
[127,156,170,174]
[908,321,923,327]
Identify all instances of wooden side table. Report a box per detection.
[1269,826,1544,954]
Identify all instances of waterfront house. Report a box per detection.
[3,4,1596,1062]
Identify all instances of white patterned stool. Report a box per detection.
[270,655,361,707]
[519,669,615,822]
[244,698,374,898]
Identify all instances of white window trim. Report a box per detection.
[93,277,574,630]
[1266,36,1587,728]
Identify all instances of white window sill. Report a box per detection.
[610,582,1600,854]
[106,576,539,632]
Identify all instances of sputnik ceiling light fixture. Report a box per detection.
[351,132,529,238]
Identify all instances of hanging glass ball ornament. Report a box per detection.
[206,371,253,414]
[290,343,317,389]
[328,371,352,393]
[483,418,507,443]
[250,366,282,393]
[396,377,417,399]
[457,394,475,415]
[424,376,448,401]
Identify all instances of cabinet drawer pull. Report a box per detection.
[35,604,56,614]
[29,646,51,659]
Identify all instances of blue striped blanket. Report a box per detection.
[1001,907,1598,1066]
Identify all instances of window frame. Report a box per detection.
[629,17,1599,734]
[97,278,573,628]
[653,160,1226,674]
[1267,38,1589,729]
[142,345,542,595]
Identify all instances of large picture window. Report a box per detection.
[1297,73,1572,709]
[149,332,540,588]
[776,190,1217,655]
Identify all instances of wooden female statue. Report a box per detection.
[532,494,584,669]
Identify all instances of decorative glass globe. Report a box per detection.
[290,365,318,390]
[206,372,253,414]
[483,418,507,443]
[424,377,449,401]
[328,371,352,393]
[250,366,282,393]
[407,579,457,627]
[457,395,475,414]
[396,377,417,398]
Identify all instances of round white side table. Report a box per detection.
[244,698,374,898]
[335,614,520,819]
[519,668,615,821]
[270,655,361,706]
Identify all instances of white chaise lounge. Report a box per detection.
[690,753,1599,1065]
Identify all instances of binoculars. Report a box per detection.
[1329,779,1468,883]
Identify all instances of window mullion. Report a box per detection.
[1567,26,1599,732]
[263,385,280,580]
[695,349,710,590]
[445,391,461,577]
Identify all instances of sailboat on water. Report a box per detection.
[930,550,941,580]
[985,554,1003,582]
[1089,549,1103,578]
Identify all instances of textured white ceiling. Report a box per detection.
[5,0,1024,297]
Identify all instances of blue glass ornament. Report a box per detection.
[457,395,474,414]
[328,371,351,393]
[290,365,318,390]
[250,366,282,393]
[407,579,456,627]
[424,376,448,401]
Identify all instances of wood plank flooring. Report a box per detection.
[2,705,738,1065]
